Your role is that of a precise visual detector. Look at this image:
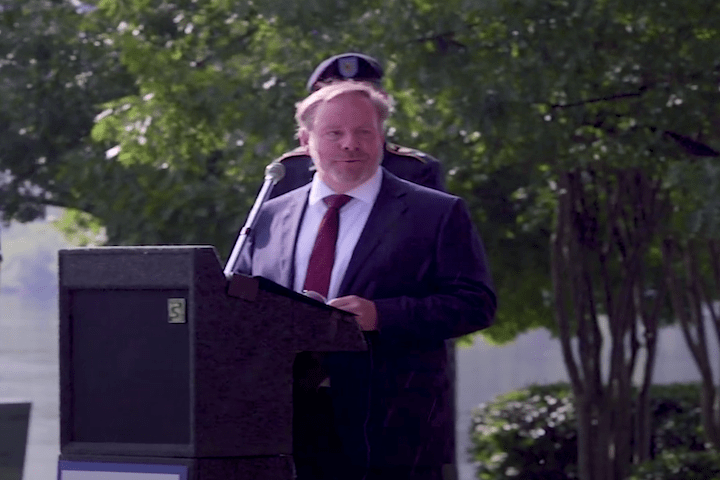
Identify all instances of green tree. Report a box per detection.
[1,0,552,341]
[85,0,555,339]
[0,0,136,222]
[421,1,720,479]
[3,2,720,478]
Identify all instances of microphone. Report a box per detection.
[223,161,286,278]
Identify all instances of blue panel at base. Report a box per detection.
[58,460,187,480]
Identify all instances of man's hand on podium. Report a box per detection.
[328,295,377,331]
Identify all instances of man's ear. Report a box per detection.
[299,129,310,146]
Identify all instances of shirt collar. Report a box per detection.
[308,167,383,207]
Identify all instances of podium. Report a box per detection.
[57,246,365,479]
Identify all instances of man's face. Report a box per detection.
[302,92,384,193]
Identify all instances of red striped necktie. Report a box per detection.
[303,194,352,299]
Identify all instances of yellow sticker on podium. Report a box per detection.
[167,298,186,324]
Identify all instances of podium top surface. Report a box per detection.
[59,246,222,288]
[60,245,216,254]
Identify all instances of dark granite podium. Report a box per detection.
[57,246,365,479]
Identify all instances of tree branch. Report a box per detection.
[550,88,649,109]
[553,173,585,393]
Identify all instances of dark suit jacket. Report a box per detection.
[235,169,495,468]
[270,142,446,198]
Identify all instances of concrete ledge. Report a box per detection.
[0,401,31,480]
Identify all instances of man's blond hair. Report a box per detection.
[295,81,392,135]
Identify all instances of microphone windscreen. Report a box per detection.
[264,162,286,183]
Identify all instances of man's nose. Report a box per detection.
[340,132,360,150]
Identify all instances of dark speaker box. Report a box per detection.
[59,246,364,460]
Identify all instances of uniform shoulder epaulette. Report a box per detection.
[276,145,310,162]
[385,142,429,163]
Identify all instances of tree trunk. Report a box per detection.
[664,239,720,448]
[553,168,668,480]
[633,272,663,464]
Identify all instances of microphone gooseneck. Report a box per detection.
[223,161,286,278]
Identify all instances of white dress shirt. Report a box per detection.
[294,168,383,300]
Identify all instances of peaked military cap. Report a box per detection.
[306,52,384,91]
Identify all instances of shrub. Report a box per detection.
[469,383,578,480]
[469,383,707,480]
[648,383,705,454]
[628,450,720,480]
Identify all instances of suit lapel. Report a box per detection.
[339,171,408,295]
[275,185,310,288]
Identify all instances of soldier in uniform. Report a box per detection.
[270,52,446,198]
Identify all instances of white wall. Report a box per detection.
[1,219,65,480]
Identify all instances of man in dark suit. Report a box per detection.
[270,52,445,198]
[232,81,496,480]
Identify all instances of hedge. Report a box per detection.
[469,382,707,480]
